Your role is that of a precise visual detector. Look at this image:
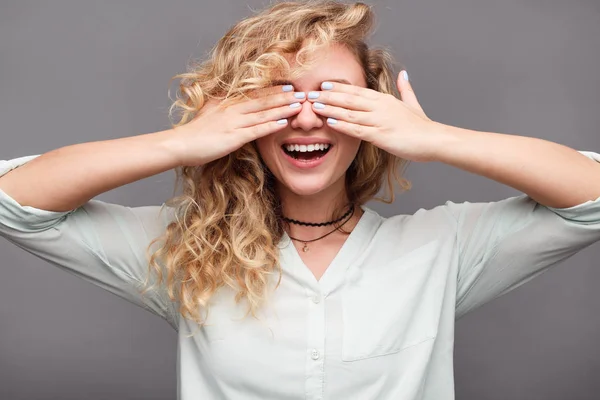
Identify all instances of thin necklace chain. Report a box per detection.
[287,206,355,252]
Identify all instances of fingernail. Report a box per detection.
[294,92,306,99]
[277,119,288,125]
[321,82,334,90]
[402,70,409,81]
[313,102,325,109]
[308,91,320,99]
[327,118,337,125]
[289,102,301,108]
[283,85,294,92]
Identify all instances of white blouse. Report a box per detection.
[1,151,600,400]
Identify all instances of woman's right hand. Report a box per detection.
[171,85,305,167]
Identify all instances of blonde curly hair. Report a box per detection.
[140,0,412,329]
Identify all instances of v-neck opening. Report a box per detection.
[278,205,381,293]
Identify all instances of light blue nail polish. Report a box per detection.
[283,85,293,92]
[321,82,334,90]
[308,91,320,99]
[294,92,306,99]
[276,119,288,125]
[402,71,409,81]
[290,102,301,108]
[327,118,337,125]
[314,102,325,109]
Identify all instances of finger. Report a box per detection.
[306,91,373,112]
[317,81,380,101]
[310,102,376,126]
[397,70,431,121]
[396,70,425,116]
[323,117,377,140]
[238,101,303,128]
[238,86,306,114]
[247,83,294,99]
[238,118,291,141]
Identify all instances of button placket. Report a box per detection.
[304,289,326,399]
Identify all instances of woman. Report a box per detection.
[1,1,599,399]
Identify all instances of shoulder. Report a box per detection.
[366,201,458,234]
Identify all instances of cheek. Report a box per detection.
[255,138,275,162]
[339,138,362,162]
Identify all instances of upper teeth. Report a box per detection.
[285,143,330,152]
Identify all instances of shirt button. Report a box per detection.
[311,349,320,360]
[311,295,321,304]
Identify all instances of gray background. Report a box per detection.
[1,0,599,399]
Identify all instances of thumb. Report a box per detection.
[397,70,430,120]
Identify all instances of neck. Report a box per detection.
[276,178,363,240]
[278,182,347,222]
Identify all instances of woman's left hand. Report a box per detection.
[308,71,442,162]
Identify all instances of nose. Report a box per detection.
[289,100,324,131]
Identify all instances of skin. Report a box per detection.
[255,43,367,246]
[256,45,367,277]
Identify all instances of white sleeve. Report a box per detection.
[446,150,600,319]
[0,155,179,330]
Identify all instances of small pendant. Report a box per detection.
[302,243,309,252]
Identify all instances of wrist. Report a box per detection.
[424,122,473,163]
[154,128,187,168]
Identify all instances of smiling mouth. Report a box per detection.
[281,144,332,160]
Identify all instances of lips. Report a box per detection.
[280,143,332,169]
[277,136,334,170]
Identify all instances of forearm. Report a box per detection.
[0,129,182,212]
[429,123,600,208]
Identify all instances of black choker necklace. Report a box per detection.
[287,206,356,252]
[282,204,354,227]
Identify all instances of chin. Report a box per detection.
[279,176,334,197]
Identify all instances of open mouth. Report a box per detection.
[281,143,332,161]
